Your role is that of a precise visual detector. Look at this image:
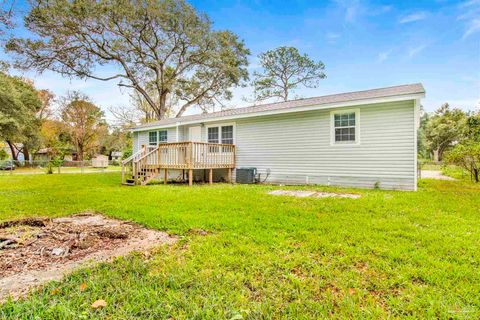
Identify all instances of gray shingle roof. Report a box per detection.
[134,83,424,130]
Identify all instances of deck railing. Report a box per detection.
[122,142,236,185]
[155,141,235,169]
[121,145,157,184]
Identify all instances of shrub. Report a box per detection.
[445,141,480,182]
[45,158,63,174]
[122,149,132,160]
[45,162,53,174]
[0,149,8,160]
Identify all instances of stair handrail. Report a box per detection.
[121,146,156,184]
[122,146,156,165]
[133,146,160,184]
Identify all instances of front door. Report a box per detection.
[189,126,202,142]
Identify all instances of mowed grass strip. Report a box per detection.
[0,173,479,319]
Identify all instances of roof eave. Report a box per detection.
[131,92,425,132]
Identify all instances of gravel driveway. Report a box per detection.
[421,170,456,180]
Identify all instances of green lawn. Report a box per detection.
[1,173,479,319]
[0,165,121,175]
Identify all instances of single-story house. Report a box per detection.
[1,143,25,162]
[34,148,53,162]
[126,83,425,190]
[34,148,79,162]
[110,151,123,161]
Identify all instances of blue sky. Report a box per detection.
[3,0,480,120]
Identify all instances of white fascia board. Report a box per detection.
[132,93,425,132]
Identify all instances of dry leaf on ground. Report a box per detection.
[91,299,107,309]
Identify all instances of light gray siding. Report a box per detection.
[234,100,416,190]
[133,127,178,154]
[132,100,417,190]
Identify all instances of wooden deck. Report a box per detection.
[122,141,236,186]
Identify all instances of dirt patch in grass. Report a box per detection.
[268,190,361,199]
[0,212,177,301]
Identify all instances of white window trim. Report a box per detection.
[158,130,168,143]
[205,122,236,144]
[148,130,168,146]
[148,131,158,146]
[330,108,360,146]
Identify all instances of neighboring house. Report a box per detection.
[34,148,79,162]
[34,148,53,162]
[128,84,425,190]
[1,143,25,162]
[110,151,123,161]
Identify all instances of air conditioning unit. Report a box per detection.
[236,168,257,184]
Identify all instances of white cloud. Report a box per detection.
[408,44,427,58]
[377,50,392,62]
[334,0,361,22]
[459,0,480,39]
[334,0,392,24]
[462,18,480,39]
[460,0,480,8]
[399,11,428,24]
[374,5,392,15]
[326,32,341,42]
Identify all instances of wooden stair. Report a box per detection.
[121,146,159,186]
[122,168,159,186]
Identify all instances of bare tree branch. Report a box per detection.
[6,0,250,121]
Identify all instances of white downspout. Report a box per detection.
[175,122,180,142]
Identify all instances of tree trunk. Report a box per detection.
[438,147,445,162]
[6,141,18,162]
[474,168,479,183]
[157,92,168,120]
[23,147,30,167]
[78,144,84,162]
[433,149,439,162]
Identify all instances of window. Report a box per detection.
[207,127,219,144]
[221,126,234,144]
[149,131,158,146]
[149,130,168,146]
[332,110,358,144]
[207,125,234,144]
[158,130,168,143]
[207,124,234,152]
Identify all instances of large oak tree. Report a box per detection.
[7,0,250,120]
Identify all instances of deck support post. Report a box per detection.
[209,169,213,185]
[188,169,193,186]
[228,168,232,183]
[164,168,168,185]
